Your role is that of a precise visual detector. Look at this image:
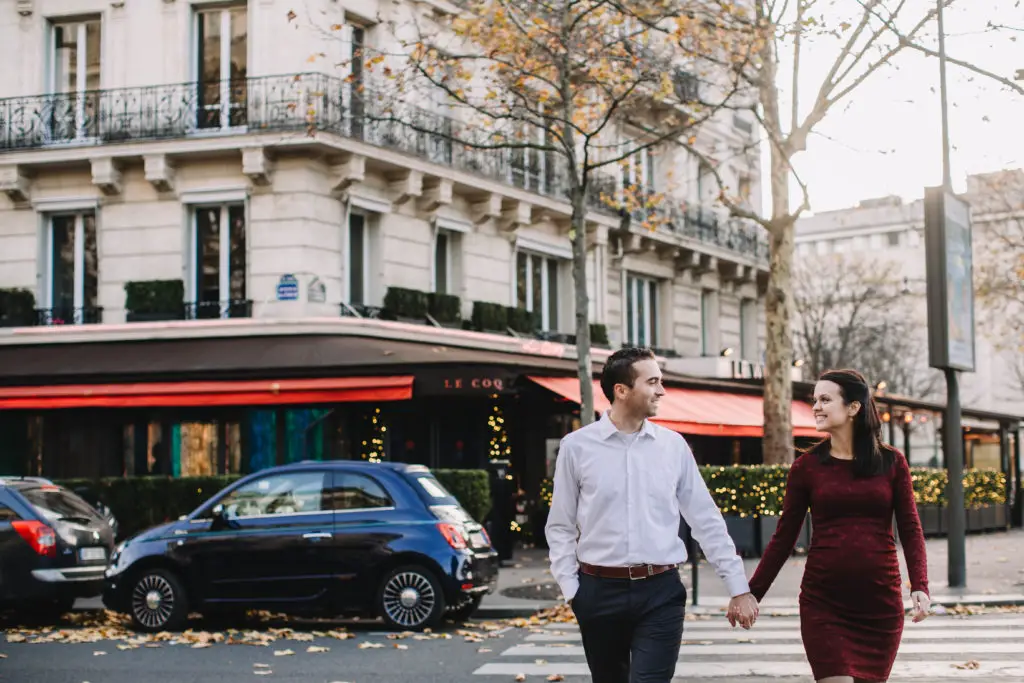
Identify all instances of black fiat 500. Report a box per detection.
[103,462,498,632]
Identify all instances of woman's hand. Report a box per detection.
[910,591,930,622]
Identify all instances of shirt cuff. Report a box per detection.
[724,573,752,598]
[559,577,580,603]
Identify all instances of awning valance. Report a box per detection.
[528,376,822,438]
[0,376,414,409]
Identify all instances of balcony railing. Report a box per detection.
[35,306,103,326]
[185,300,252,320]
[0,73,766,262]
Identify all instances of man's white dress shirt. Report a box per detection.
[545,412,750,602]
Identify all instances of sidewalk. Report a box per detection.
[477,528,1024,618]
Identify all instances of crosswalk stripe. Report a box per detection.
[541,615,1024,630]
[503,641,1024,656]
[526,627,1022,642]
[474,660,1024,679]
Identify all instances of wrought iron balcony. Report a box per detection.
[35,306,103,326]
[0,72,764,262]
[185,300,252,320]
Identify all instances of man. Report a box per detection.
[546,347,758,683]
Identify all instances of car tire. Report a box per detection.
[377,564,446,631]
[447,594,483,623]
[128,568,189,633]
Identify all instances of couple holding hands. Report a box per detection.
[546,348,930,683]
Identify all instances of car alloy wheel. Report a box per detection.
[130,569,188,632]
[379,566,445,630]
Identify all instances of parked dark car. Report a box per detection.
[0,477,116,619]
[103,462,499,632]
[71,487,119,539]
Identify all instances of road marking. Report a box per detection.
[503,641,1024,656]
[540,615,1024,630]
[526,627,1023,642]
[474,660,1024,679]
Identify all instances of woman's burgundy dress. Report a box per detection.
[748,446,928,681]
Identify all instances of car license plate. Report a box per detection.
[79,547,107,562]
[469,531,488,548]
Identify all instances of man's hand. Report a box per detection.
[910,591,930,623]
[726,593,759,629]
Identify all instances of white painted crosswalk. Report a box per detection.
[473,614,1024,679]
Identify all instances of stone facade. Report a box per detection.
[0,0,768,371]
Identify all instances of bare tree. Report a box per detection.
[970,170,1024,391]
[683,0,1019,463]
[321,0,761,424]
[793,255,940,398]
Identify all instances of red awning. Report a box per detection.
[528,376,822,438]
[0,376,414,409]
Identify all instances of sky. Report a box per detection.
[765,0,1024,214]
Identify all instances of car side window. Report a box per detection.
[218,471,327,518]
[329,472,394,511]
[0,503,18,521]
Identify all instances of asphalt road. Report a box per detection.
[0,613,531,683]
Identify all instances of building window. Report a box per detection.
[195,5,247,129]
[622,146,655,196]
[740,299,758,361]
[510,118,553,193]
[700,289,718,356]
[348,25,367,138]
[433,231,451,294]
[50,18,102,140]
[42,213,99,325]
[625,275,658,347]
[190,204,247,318]
[348,211,369,305]
[516,252,560,331]
[887,231,901,247]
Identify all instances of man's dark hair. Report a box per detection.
[600,347,656,403]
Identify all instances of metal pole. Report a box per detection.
[935,0,966,590]
[945,368,966,588]
[937,0,952,191]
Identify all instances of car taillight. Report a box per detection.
[12,520,57,557]
[438,523,467,550]
[479,526,492,547]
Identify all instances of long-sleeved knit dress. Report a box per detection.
[748,445,929,681]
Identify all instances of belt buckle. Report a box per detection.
[628,564,652,580]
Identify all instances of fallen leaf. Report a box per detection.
[254,671,273,676]
[393,643,409,650]
[515,675,527,682]
[307,645,330,653]
[274,649,295,656]
[548,676,565,682]
[93,650,107,656]
[953,660,981,670]
[254,664,271,668]
[358,642,384,649]
[192,643,212,649]
[535,658,547,665]
[478,647,492,653]
[0,654,6,658]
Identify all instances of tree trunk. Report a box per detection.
[571,187,595,425]
[763,146,795,465]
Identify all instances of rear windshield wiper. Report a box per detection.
[57,516,96,524]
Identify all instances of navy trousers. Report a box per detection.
[571,569,686,683]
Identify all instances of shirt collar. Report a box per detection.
[597,411,657,441]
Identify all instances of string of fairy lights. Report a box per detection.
[361,407,386,463]
[487,398,511,461]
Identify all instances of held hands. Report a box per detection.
[910,591,930,623]
[726,593,759,629]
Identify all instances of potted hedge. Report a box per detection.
[125,280,185,322]
[0,288,36,327]
[472,301,508,334]
[383,286,428,323]
[506,306,539,335]
[590,323,610,348]
[428,292,461,328]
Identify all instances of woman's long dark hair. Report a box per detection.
[808,369,895,477]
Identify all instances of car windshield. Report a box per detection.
[20,486,103,524]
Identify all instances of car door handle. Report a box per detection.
[303,532,333,540]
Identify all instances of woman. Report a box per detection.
[746,369,930,683]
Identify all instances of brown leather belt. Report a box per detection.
[579,562,678,580]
